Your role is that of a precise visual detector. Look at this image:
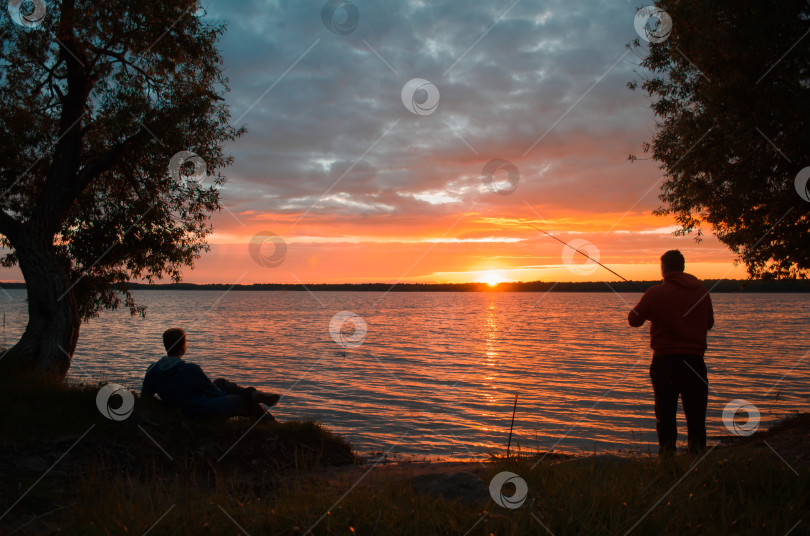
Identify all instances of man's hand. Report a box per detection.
[628,308,645,327]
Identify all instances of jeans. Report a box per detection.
[649,354,708,455]
[185,379,267,420]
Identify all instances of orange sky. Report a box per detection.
[0,144,752,286]
[182,205,749,285]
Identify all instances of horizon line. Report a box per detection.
[2,279,809,292]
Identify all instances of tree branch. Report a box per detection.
[0,210,21,242]
[30,0,91,236]
[87,45,160,88]
[73,131,150,193]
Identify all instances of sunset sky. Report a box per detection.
[3,0,751,285]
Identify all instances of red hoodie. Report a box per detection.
[628,272,714,357]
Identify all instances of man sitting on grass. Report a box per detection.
[141,328,280,420]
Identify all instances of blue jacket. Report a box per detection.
[141,356,223,413]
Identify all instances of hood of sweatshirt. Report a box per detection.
[663,271,703,289]
[157,356,183,370]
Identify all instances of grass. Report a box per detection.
[46,448,809,535]
[1,379,808,535]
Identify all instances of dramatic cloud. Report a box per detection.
[208,0,660,221]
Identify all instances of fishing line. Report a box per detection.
[518,219,640,287]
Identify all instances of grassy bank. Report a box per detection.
[1,380,808,535]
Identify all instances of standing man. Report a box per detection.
[628,250,714,456]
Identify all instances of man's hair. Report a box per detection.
[661,249,685,273]
[162,328,186,356]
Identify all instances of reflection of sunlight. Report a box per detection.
[481,299,500,406]
[485,301,498,362]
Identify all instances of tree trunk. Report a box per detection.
[0,234,79,382]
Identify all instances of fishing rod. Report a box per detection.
[518,219,643,289]
[506,393,518,458]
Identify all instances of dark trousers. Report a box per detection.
[214,378,257,399]
[649,354,708,455]
[212,378,272,420]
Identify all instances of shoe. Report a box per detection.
[252,391,281,407]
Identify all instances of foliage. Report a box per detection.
[629,0,810,278]
[0,0,243,318]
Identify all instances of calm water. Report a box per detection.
[2,289,809,459]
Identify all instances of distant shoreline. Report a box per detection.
[2,279,809,292]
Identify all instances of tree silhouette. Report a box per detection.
[0,0,243,379]
[630,0,810,278]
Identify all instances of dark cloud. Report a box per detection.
[203,0,659,223]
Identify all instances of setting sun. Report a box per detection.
[480,271,505,287]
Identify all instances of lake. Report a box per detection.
[2,289,809,459]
